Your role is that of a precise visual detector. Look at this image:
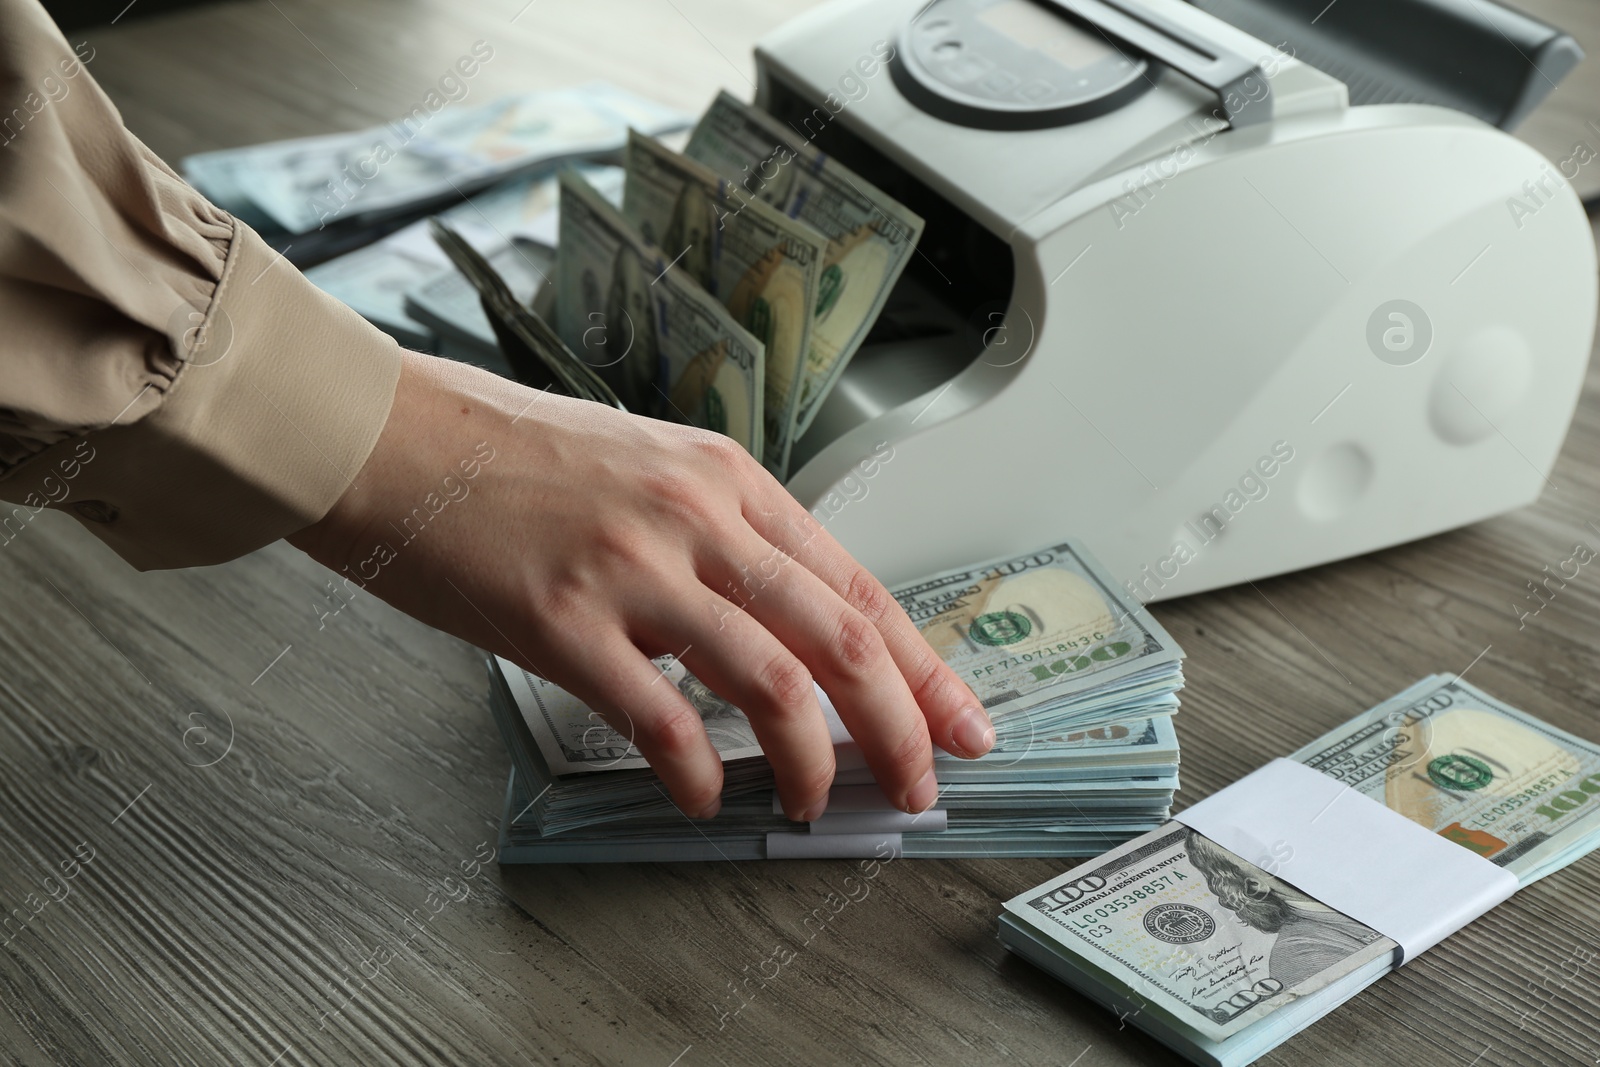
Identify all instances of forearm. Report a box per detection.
[0,0,401,568]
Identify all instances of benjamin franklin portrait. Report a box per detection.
[1185,830,1383,989]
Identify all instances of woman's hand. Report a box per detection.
[288,351,995,821]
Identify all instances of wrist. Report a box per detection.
[287,350,531,573]
[287,348,432,570]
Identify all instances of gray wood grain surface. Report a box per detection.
[3,0,1600,1064]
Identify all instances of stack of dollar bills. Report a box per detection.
[999,676,1600,1067]
[301,88,926,479]
[195,85,931,480]
[511,90,928,477]
[486,541,1186,862]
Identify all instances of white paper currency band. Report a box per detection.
[765,832,903,859]
[1173,758,1518,964]
[811,810,948,834]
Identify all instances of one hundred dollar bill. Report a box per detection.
[685,91,924,437]
[889,541,1184,721]
[399,167,621,354]
[499,650,1174,784]
[935,714,1179,782]
[306,169,572,350]
[556,169,766,459]
[181,148,283,233]
[227,83,689,233]
[499,655,765,777]
[1004,823,1394,1044]
[405,240,547,354]
[623,130,826,475]
[1291,674,1600,885]
[429,219,621,405]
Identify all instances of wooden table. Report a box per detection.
[5,1,1600,1063]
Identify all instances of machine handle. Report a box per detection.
[1045,0,1273,127]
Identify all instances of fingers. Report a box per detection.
[740,496,995,764]
[556,637,726,819]
[711,531,941,813]
[647,589,837,823]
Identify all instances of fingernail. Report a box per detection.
[694,797,722,820]
[904,768,938,813]
[799,796,829,823]
[951,706,996,758]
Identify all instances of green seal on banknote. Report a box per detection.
[969,611,1033,646]
[815,263,843,319]
[745,296,774,348]
[704,387,727,435]
[1427,752,1494,791]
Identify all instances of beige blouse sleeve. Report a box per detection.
[0,0,402,569]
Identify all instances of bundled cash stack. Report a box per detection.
[486,541,1185,862]
[1000,676,1600,1067]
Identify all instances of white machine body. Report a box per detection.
[773,0,1598,600]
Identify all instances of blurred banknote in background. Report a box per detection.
[183,82,687,233]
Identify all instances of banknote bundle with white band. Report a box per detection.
[1000,676,1600,1067]
[1173,758,1518,963]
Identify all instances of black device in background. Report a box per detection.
[45,0,210,31]
[1183,0,1582,130]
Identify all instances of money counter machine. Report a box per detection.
[772,0,1597,600]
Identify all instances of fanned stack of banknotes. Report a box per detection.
[1001,676,1600,1066]
[185,85,927,479]
[486,540,1185,861]
[453,88,926,477]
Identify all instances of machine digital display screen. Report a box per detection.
[976,0,1120,71]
